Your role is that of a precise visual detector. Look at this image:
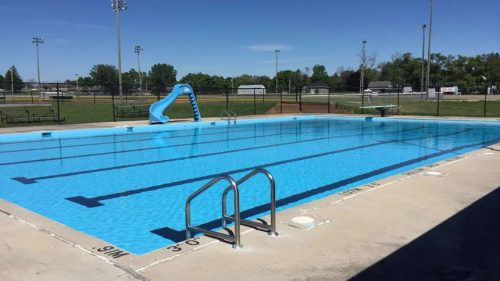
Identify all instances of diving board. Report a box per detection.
[360,104,399,117]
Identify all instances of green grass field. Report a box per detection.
[0,96,278,127]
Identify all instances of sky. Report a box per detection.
[0,0,498,82]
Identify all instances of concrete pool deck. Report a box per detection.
[1,115,500,281]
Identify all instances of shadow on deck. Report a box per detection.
[350,186,500,281]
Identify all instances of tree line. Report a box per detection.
[1,52,499,93]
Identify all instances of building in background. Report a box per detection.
[367,81,394,93]
[302,82,330,95]
[237,85,266,95]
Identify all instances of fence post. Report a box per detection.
[280,87,283,114]
[397,88,400,114]
[361,90,365,114]
[299,87,302,112]
[112,85,116,122]
[225,87,229,111]
[93,90,96,104]
[327,90,331,113]
[484,84,488,117]
[56,82,61,122]
[436,86,440,116]
[253,88,257,115]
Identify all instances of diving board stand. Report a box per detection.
[360,104,399,117]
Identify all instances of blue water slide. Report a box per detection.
[149,84,202,124]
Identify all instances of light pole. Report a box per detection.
[420,24,427,94]
[134,45,143,91]
[360,41,367,113]
[75,74,79,94]
[275,49,280,94]
[426,0,434,97]
[112,0,127,97]
[231,78,234,95]
[32,37,44,95]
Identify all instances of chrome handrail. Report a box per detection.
[221,168,278,236]
[185,175,242,248]
[220,109,237,125]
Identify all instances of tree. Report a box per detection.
[311,65,329,83]
[149,63,177,93]
[3,66,23,91]
[89,64,118,86]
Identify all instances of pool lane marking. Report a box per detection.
[0,120,336,149]
[150,137,499,243]
[1,123,387,167]
[65,129,472,208]
[0,119,340,154]
[13,126,426,184]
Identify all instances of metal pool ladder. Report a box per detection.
[220,109,237,125]
[185,168,278,249]
[222,168,278,237]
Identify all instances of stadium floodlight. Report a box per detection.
[426,0,434,97]
[134,45,143,91]
[420,24,427,93]
[32,37,44,93]
[112,0,127,96]
[275,49,280,94]
[111,0,127,12]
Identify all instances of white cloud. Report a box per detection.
[247,44,291,52]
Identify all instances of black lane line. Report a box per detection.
[0,118,323,146]
[0,119,342,154]
[151,137,500,243]
[1,123,385,167]
[65,129,471,208]
[13,126,426,184]
[0,119,344,153]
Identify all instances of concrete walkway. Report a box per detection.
[1,142,499,281]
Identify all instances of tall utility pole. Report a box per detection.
[32,37,44,94]
[112,0,127,97]
[275,49,280,94]
[426,0,434,97]
[420,24,427,93]
[360,41,367,95]
[134,45,143,91]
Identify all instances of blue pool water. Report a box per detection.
[0,116,499,255]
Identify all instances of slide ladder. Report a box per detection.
[149,84,202,124]
[185,168,278,249]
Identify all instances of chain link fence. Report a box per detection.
[0,82,498,127]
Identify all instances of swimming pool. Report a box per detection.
[1,116,499,255]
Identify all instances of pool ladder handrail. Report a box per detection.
[185,169,278,249]
[185,175,242,248]
[220,109,237,125]
[222,168,278,236]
